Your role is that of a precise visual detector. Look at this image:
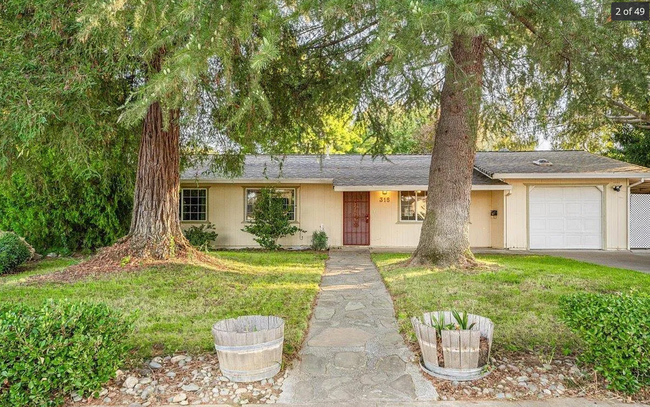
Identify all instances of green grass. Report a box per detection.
[372,253,650,358]
[0,251,326,361]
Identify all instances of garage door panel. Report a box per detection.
[530,203,546,215]
[584,235,601,246]
[565,203,581,216]
[529,186,602,249]
[547,219,564,231]
[566,219,582,231]
[530,219,547,231]
[566,235,583,247]
[583,219,601,232]
[548,203,564,215]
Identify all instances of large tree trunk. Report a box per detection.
[410,33,485,268]
[126,50,191,259]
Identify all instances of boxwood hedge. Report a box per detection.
[560,291,650,394]
[0,300,134,406]
[0,232,32,274]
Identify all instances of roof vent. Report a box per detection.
[533,158,553,167]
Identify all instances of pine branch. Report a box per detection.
[606,98,650,128]
[305,20,378,50]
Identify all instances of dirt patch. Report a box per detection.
[26,242,224,284]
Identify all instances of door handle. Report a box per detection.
[365,215,369,223]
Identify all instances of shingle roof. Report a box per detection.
[181,151,650,186]
[181,154,506,187]
[474,150,650,177]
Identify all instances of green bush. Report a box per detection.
[0,300,134,407]
[0,232,32,274]
[183,223,219,250]
[311,230,328,251]
[560,292,650,394]
[242,188,305,250]
[0,132,136,254]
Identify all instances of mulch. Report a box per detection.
[26,241,224,285]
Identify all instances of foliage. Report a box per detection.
[429,312,454,337]
[311,230,329,251]
[0,252,326,360]
[0,300,134,407]
[0,0,138,253]
[609,126,650,168]
[0,232,32,275]
[183,223,219,251]
[560,292,650,394]
[242,188,305,250]
[451,310,476,331]
[372,252,650,356]
[0,137,136,253]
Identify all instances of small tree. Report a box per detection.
[242,188,305,250]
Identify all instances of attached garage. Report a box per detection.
[528,186,603,249]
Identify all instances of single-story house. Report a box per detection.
[180,151,650,250]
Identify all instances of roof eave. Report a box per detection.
[492,172,650,179]
[333,184,512,192]
[180,178,335,184]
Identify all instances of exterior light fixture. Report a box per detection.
[381,191,388,196]
[613,185,622,192]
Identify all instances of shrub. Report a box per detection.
[311,230,328,251]
[0,300,134,407]
[183,223,218,250]
[242,188,305,250]
[0,232,33,274]
[560,292,650,394]
[0,133,136,253]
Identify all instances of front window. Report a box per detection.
[180,189,207,221]
[400,191,427,221]
[245,188,296,222]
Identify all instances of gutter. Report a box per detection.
[490,172,650,179]
[333,184,513,192]
[179,178,334,184]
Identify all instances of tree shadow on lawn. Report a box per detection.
[0,252,326,362]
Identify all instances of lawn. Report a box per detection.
[372,253,650,358]
[0,251,326,361]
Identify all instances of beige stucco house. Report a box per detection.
[180,151,650,250]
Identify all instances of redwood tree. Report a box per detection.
[76,1,296,259]
[128,51,186,258]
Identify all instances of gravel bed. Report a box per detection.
[432,353,648,404]
[68,354,284,406]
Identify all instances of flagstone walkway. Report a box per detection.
[278,249,437,404]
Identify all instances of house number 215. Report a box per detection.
[379,197,390,203]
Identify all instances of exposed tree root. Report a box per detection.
[27,238,224,284]
[407,249,479,269]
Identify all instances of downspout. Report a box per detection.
[627,178,645,250]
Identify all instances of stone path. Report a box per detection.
[278,249,437,404]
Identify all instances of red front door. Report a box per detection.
[343,192,370,245]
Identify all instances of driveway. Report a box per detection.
[527,250,650,274]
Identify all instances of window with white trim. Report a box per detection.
[245,188,296,222]
[399,191,427,221]
[180,188,207,221]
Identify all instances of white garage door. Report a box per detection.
[529,186,602,249]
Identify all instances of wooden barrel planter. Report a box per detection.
[411,311,494,381]
[212,315,284,382]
